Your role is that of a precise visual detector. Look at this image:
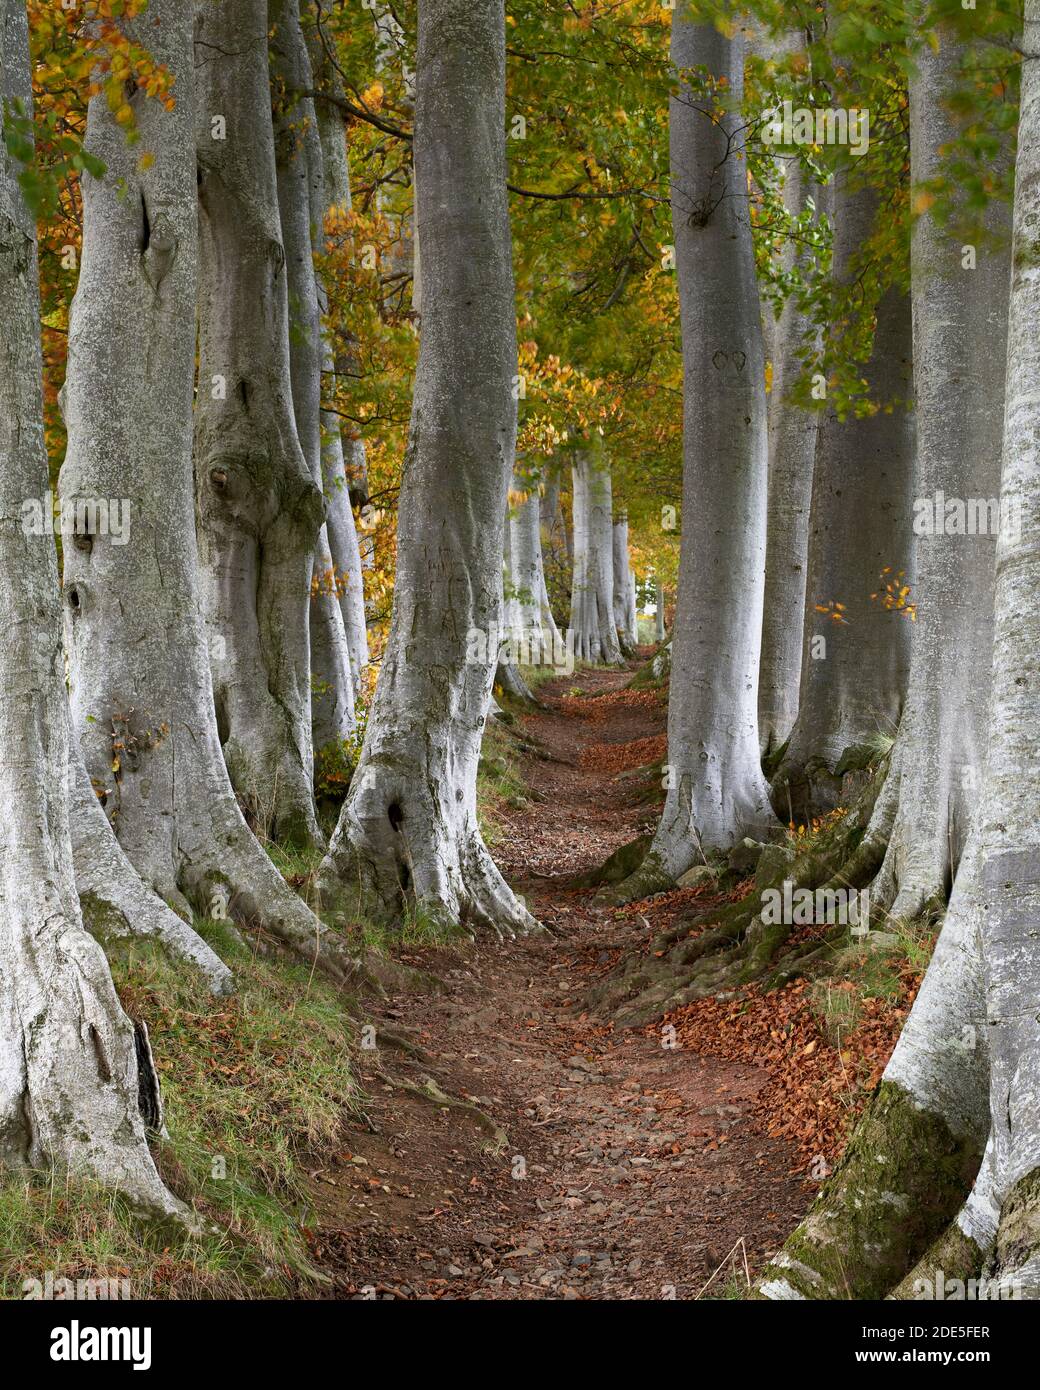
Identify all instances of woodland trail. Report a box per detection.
[303,664,812,1300]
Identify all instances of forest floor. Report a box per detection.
[305,659,922,1300]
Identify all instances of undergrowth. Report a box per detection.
[0,921,360,1300]
[477,715,529,847]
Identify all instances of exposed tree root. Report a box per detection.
[888,1217,985,1300]
[589,766,890,1025]
[372,1069,508,1154]
[593,844,677,906]
[757,1081,983,1299]
[574,834,651,890]
[71,756,234,996]
[357,950,446,997]
[495,660,541,707]
[628,641,670,689]
[991,1167,1040,1296]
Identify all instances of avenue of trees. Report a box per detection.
[2,0,1040,1305]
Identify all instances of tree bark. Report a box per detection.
[569,444,623,664]
[270,0,356,753]
[315,0,537,937]
[612,512,637,656]
[509,470,560,661]
[0,0,184,1220]
[775,176,915,821]
[194,0,325,850]
[759,71,825,755]
[865,30,1009,920]
[308,62,370,694]
[761,14,1017,1299]
[61,0,355,981]
[70,746,232,995]
[613,15,775,900]
[974,3,1040,1290]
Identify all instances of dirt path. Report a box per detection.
[306,667,811,1300]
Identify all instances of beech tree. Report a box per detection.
[194,0,325,851]
[609,12,776,904]
[773,175,915,822]
[612,511,638,655]
[315,0,537,936]
[854,27,1010,922]
[61,0,355,981]
[308,51,370,694]
[569,443,623,665]
[0,0,183,1221]
[270,0,356,752]
[541,467,570,584]
[757,7,1019,1300]
[758,29,825,756]
[508,468,560,660]
[12,0,1040,1317]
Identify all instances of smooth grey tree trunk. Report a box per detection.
[316,0,536,937]
[69,747,231,994]
[194,0,325,850]
[866,33,1009,920]
[775,176,915,821]
[973,1,1040,1290]
[539,467,569,635]
[759,70,825,755]
[308,59,370,693]
[509,471,560,660]
[498,489,539,699]
[62,0,356,983]
[613,16,775,901]
[654,582,666,643]
[271,0,355,753]
[541,469,566,561]
[760,15,1015,1299]
[569,445,623,664]
[0,0,184,1220]
[502,486,524,645]
[612,512,637,655]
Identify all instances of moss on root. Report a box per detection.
[758,1081,983,1300]
[594,846,676,905]
[993,1166,1040,1294]
[588,765,890,1023]
[888,1220,984,1300]
[573,834,652,889]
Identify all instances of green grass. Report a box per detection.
[808,978,864,1049]
[346,899,467,953]
[263,838,325,889]
[515,662,562,695]
[0,922,360,1300]
[807,915,937,1050]
[2,706,537,1301]
[477,716,529,846]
